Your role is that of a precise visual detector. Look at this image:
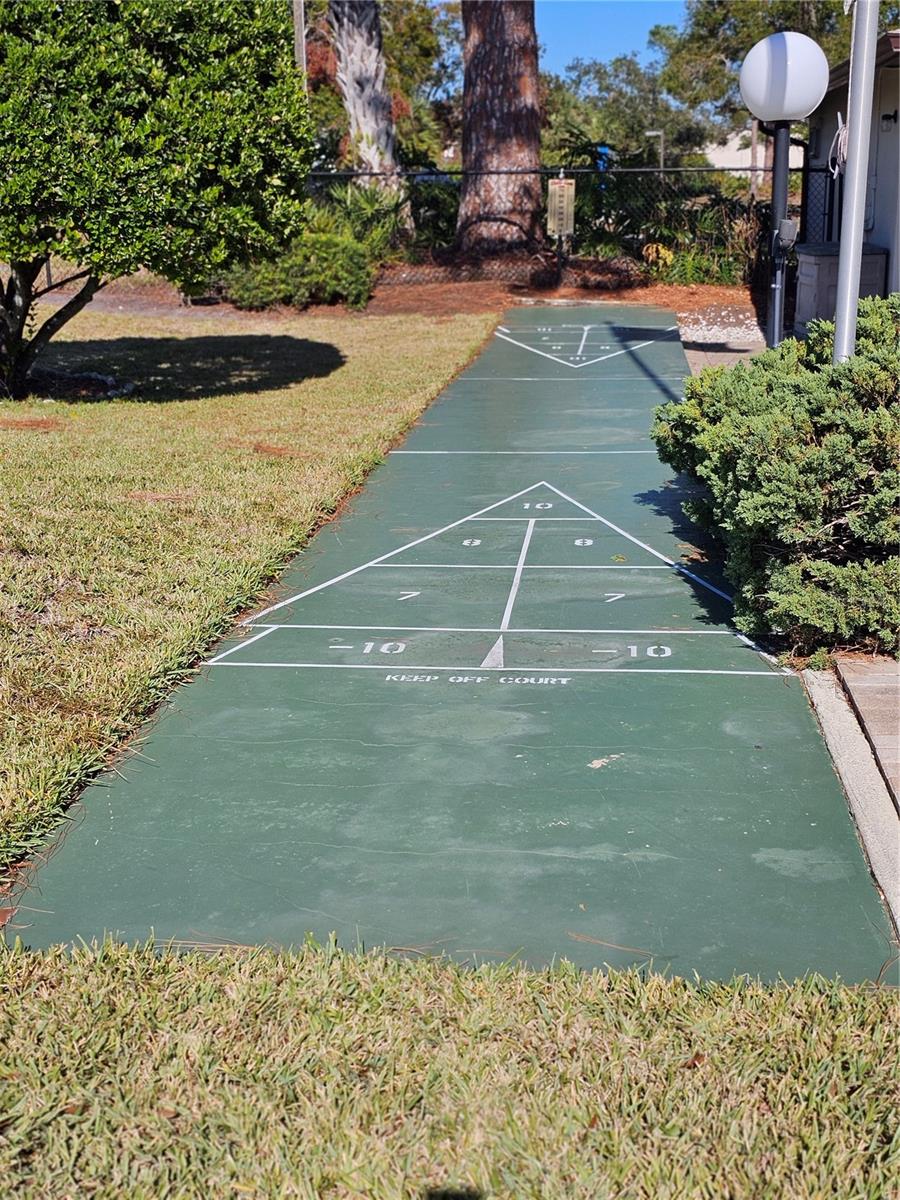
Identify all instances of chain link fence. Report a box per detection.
[307,166,773,289]
[801,166,840,243]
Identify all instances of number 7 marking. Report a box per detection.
[397,591,420,602]
[603,593,626,603]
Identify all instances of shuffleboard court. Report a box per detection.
[13,306,894,979]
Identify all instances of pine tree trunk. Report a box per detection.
[328,0,411,228]
[456,0,542,255]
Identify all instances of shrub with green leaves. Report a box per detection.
[652,295,900,654]
[225,232,376,311]
[0,0,313,398]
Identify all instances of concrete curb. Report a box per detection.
[804,669,900,941]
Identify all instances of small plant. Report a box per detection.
[642,242,674,268]
[652,247,742,285]
[804,647,834,671]
[652,295,900,655]
[224,232,376,312]
[317,182,409,261]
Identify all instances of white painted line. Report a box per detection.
[461,376,688,381]
[523,565,672,570]
[248,624,736,635]
[504,324,679,332]
[494,325,679,369]
[207,662,791,677]
[375,563,671,569]
[246,482,551,623]
[391,450,657,456]
[469,517,602,521]
[206,625,278,664]
[537,482,733,603]
[576,326,591,355]
[735,631,789,671]
[500,519,536,630]
[480,635,505,669]
[377,563,516,569]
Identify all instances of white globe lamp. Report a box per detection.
[739,32,830,122]
[739,32,830,349]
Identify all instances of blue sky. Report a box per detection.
[535,0,687,74]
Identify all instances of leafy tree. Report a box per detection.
[383,0,462,165]
[542,54,715,166]
[456,0,542,253]
[0,0,312,399]
[652,0,900,129]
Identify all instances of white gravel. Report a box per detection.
[678,305,765,344]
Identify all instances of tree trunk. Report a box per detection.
[328,0,411,228]
[1,261,103,399]
[456,0,542,255]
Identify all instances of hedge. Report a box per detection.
[224,231,376,312]
[652,294,900,655]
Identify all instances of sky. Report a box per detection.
[534,0,687,75]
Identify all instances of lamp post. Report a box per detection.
[644,129,664,169]
[739,32,830,348]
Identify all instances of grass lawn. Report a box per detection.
[0,306,496,868]
[1,943,897,1198]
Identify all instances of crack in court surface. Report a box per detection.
[12,306,894,980]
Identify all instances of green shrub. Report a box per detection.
[652,294,900,654]
[312,182,409,262]
[652,247,742,285]
[224,232,375,312]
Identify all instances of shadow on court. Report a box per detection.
[610,323,684,406]
[634,476,735,626]
[42,334,345,402]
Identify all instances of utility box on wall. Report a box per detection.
[794,242,888,337]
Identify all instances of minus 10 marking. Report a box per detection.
[330,639,408,654]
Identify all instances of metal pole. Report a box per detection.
[833,0,880,363]
[766,120,791,349]
[292,0,307,79]
[659,131,664,170]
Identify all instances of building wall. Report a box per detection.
[807,63,899,293]
[704,130,804,171]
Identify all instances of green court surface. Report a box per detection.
[13,307,895,979]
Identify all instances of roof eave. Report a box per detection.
[825,29,900,94]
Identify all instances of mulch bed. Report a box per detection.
[378,250,645,291]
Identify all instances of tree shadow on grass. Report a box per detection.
[38,334,345,402]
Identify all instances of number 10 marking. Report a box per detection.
[362,641,407,654]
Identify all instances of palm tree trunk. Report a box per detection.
[328,0,412,229]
